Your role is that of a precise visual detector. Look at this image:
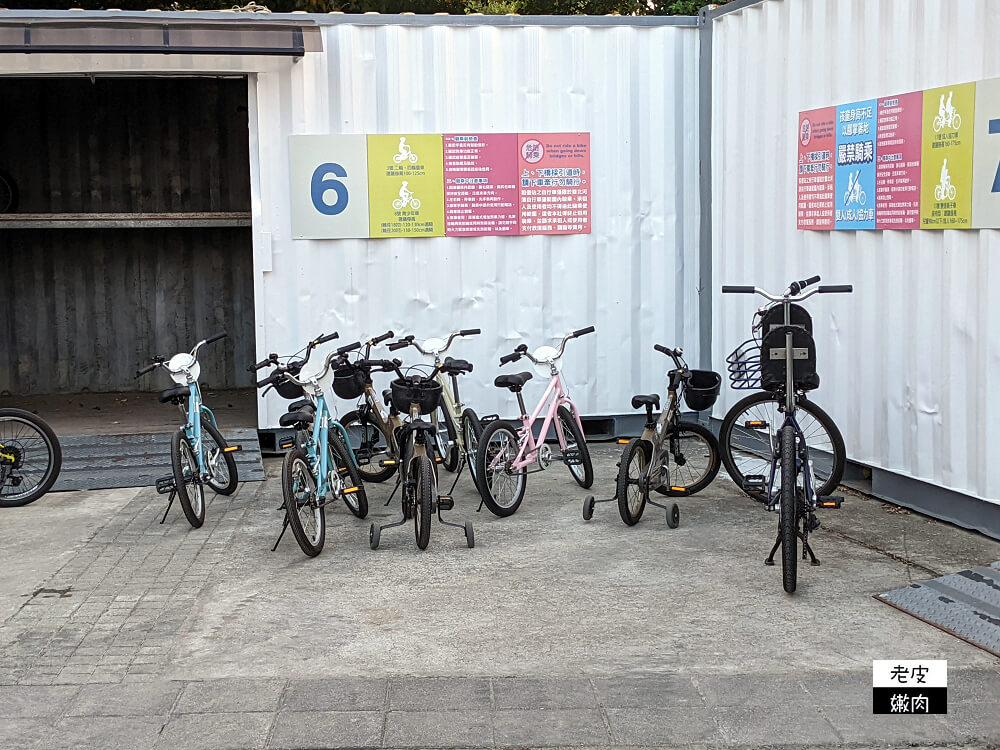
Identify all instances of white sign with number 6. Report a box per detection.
[289,135,371,239]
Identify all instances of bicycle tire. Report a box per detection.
[617,438,651,525]
[341,410,396,483]
[414,454,434,550]
[0,409,62,507]
[433,406,460,473]
[556,405,593,488]
[0,170,18,214]
[655,421,721,497]
[476,419,527,517]
[202,421,238,495]
[171,430,205,528]
[719,392,845,502]
[462,408,484,494]
[780,424,798,593]
[282,447,325,557]
[329,431,368,519]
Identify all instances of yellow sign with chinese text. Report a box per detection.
[920,83,976,228]
[367,134,445,238]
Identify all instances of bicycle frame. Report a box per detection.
[508,372,583,472]
[301,394,353,502]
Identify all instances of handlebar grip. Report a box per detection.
[388,340,409,352]
[205,331,227,344]
[255,373,278,389]
[460,328,481,336]
[572,326,595,338]
[372,330,394,344]
[316,332,339,345]
[336,341,362,355]
[499,352,521,366]
[135,364,157,378]
[248,356,274,372]
[653,344,672,356]
[721,285,755,293]
[818,284,853,293]
[801,275,822,288]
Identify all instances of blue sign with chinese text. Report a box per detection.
[835,99,877,229]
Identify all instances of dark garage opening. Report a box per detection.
[0,77,257,439]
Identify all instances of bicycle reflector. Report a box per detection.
[344,486,360,494]
[223,445,241,453]
[617,439,631,444]
[670,486,687,493]
[279,437,295,450]
[745,420,767,428]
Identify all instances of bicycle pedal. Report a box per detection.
[437,496,454,511]
[379,459,398,467]
[742,474,766,492]
[223,445,242,453]
[817,496,844,509]
[278,437,295,450]
[154,475,175,494]
[743,420,768,430]
[562,449,584,466]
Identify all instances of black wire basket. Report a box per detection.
[332,363,367,400]
[390,377,442,415]
[726,339,762,390]
[683,370,722,411]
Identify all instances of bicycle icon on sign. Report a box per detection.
[934,159,957,201]
[393,137,419,164]
[932,92,962,132]
[843,170,866,206]
[392,181,421,210]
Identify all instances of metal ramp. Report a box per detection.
[877,563,1000,658]
[52,428,266,492]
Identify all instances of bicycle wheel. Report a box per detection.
[341,410,396,483]
[719,392,845,502]
[329,431,368,519]
[414,454,434,550]
[282,447,325,557]
[617,438,651,525]
[0,170,18,214]
[780,424,798,593]
[462,408,484,493]
[202,421,238,495]
[476,420,527,517]
[556,405,593,488]
[171,430,205,528]
[0,409,61,507]
[432,406,459,472]
[655,421,721,497]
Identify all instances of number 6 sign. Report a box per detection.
[290,135,371,239]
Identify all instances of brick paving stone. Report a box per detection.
[384,709,493,749]
[269,710,384,749]
[174,678,286,714]
[155,711,271,750]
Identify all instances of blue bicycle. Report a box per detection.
[136,332,240,528]
[252,334,368,557]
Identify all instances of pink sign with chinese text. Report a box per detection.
[517,133,591,235]
[876,91,923,230]
[796,107,836,230]
[443,133,520,236]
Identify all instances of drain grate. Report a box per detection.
[877,564,1000,658]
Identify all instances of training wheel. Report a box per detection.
[582,495,595,521]
[666,503,680,529]
[369,523,380,550]
[465,520,475,549]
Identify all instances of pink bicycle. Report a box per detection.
[475,327,595,516]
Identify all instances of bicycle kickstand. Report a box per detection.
[447,457,469,496]
[765,534,781,566]
[271,513,290,552]
[160,490,176,524]
[384,475,402,507]
[800,534,821,566]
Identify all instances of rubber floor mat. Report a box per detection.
[52,428,266,492]
[876,564,1000,658]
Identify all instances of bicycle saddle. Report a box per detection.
[382,388,393,406]
[441,357,473,375]
[630,394,660,410]
[287,398,313,412]
[494,372,533,391]
[159,385,190,404]
[279,410,314,428]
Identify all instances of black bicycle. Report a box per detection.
[0,409,61,507]
[583,345,721,527]
[720,275,851,593]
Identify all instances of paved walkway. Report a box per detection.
[1,445,998,749]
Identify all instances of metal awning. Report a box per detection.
[0,17,322,56]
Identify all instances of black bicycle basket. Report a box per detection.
[274,374,304,400]
[683,370,722,411]
[759,325,819,392]
[390,376,442,415]
[726,339,762,390]
[332,363,367,400]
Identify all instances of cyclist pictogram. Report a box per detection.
[392,136,419,164]
[392,180,422,210]
[933,92,962,132]
[843,169,866,206]
[934,158,957,201]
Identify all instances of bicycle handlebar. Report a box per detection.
[368,330,394,346]
[654,344,686,369]
[788,276,821,296]
[818,285,853,293]
[135,363,158,378]
[205,331,228,345]
[500,327,594,367]
[721,285,756,294]
[572,326,595,338]
[388,340,409,352]
[460,328,481,337]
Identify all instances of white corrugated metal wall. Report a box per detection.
[709,0,1000,506]
[254,19,701,430]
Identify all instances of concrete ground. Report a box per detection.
[1,444,998,750]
